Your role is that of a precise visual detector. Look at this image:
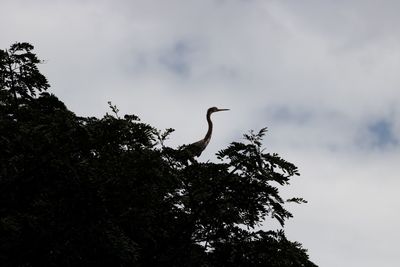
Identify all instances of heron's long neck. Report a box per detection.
[204,112,213,141]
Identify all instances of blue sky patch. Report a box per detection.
[367,119,398,148]
[268,106,314,125]
[159,41,192,77]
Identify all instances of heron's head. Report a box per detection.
[208,107,230,114]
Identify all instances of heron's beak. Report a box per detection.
[217,108,230,112]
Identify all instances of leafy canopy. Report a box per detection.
[0,42,317,267]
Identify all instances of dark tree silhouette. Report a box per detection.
[0,42,49,104]
[0,42,317,267]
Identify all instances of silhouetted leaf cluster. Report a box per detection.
[0,43,317,267]
[0,42,49,105]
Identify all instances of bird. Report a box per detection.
[181,107,229,159]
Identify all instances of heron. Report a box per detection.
[182,107,229,159]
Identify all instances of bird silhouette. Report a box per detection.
[181,107,229,160]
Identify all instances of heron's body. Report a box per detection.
[183,107,229,158]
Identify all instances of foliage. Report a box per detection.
[0,42,49,105]
[0,43,317,266]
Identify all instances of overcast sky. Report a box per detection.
[2,0,400,266]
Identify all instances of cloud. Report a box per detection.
[281,149,400,267]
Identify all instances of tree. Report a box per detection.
[0,42,317,267]
[0,42,49,105]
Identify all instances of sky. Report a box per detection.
[1,0,400,266]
